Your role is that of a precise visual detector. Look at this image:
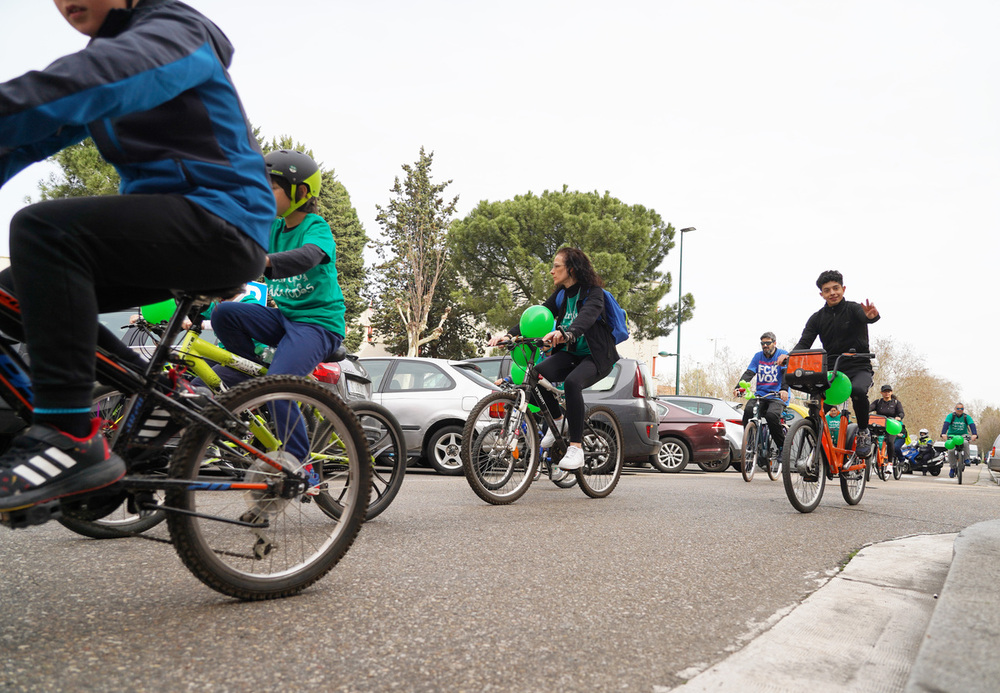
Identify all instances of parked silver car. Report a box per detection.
[360,357,499,475]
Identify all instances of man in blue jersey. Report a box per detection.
[734,331,789,455]
[0,0,271,520]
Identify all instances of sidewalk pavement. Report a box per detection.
[663,465,999,693]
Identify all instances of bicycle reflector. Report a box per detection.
[312,362,342,385]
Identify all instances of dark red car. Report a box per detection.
[651,400,729,473]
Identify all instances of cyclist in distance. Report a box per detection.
[941,403,977,478]
[488,248,621,471]
[869,384,904,469]
[0,0,272,514]
[778,270,880,457]
[733,331,789,456]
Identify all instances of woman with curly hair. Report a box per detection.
[489,247,621,470]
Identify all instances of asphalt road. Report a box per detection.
[1,465,996,692]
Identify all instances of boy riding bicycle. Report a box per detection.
[208,150,346,474]
[779,270,880,457]
[733,331,789,457]
[0,0,272,514]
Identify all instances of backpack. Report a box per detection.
[555,287,630,344]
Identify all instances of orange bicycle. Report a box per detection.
[867,415,903,482]
[781,350,874,513]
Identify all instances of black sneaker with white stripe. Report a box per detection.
[0,419,126,515]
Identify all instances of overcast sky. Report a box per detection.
[1,1,997,409]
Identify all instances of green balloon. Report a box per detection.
[510,343,540,368]
[823,371,852,406]
[510,363,527,385]
[141,298,177,324]
[950,435,965,447]
[519,305,555,339]
[885,418,903,436]
[945,438,955,450]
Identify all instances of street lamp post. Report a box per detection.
[675,227,695,395]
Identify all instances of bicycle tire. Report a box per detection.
[58,386,168,539]
[740,421,758,482]
[767,437,781,481]
[781,418,826,513]
[166,375,370,600]
[461,390,539,505]
[576,405,624,498]
[840,453,867,505]
[874,440,888,481]
[892,456,903,480]
[957,456,963,485]
[348,401,406,520]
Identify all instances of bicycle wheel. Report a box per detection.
[461,391,539,505]
[58,387,168,539]
[874,441,888,481]
[347,401,406,521]
[740,422,758,482]
[892,456,903,480]
[767,437,782,481]
[576,405,624,498]
[781,418,826,513]
[957,456,963,485]
[840,453,867,505]
[166,375,370,600]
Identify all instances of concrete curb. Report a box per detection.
[664,533,955,692]
[904,520,1000,693]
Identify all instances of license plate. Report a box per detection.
[346,378,367,396]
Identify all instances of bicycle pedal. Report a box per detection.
[1,500,62,529]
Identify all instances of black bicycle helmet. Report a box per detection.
[264,149,322,217]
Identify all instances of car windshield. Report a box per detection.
[453,364,499,390]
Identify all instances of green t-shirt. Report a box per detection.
[945,413,974,436]
[266,214,345,336]
[559,292,590,356]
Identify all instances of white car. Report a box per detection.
[360,357,499,475]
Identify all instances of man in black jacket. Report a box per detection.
[780,270,880,456]
[870,385,904,467]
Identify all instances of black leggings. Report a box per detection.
[0,195,266,412]
[534,350,606,444]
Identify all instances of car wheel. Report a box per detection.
[425,424,465,475]
[697,457,729,473]
[728,445,741,471]
[652,436,689,473]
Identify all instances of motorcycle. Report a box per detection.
[900,442,944,476]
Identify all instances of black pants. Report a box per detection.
[841,364,873,430]
[534,350,606,444]
[742,397,786,449]
[0,195,266,412]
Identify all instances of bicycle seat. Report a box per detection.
[327,344,347,362]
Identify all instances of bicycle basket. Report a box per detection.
[784,349,828,394]
[868,414,887,431]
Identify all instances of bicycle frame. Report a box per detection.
[0,288,304,521]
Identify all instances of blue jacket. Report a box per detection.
[0,0,272,248]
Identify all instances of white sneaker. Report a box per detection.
[540,418,566,448]
[559,445,585,471]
